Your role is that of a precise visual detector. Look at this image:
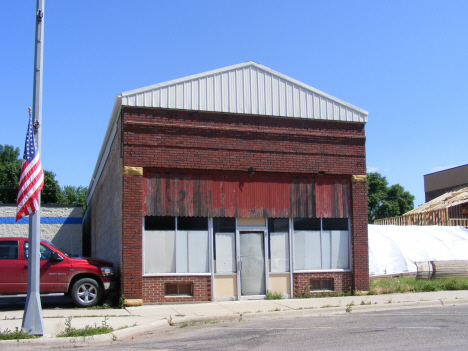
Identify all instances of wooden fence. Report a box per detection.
[374,208,468,227]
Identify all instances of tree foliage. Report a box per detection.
[0,144,87,209]
[367,172,414,223]
[0,145,22,204]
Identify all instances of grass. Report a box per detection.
[293,277,468,300]
[0,327,37,340]
[369,277,468,295]
[266,291,284,300]
[57,316,114,337]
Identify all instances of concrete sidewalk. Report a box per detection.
[2,290,468,347]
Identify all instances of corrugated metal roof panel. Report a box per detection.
[144,170,351,219]
[120,62,367,123]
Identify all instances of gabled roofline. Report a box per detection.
[122,61,368,117]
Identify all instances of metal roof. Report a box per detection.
[120,61,368,123]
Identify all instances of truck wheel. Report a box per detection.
[71,278,102,307]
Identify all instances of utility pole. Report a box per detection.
[22,0,45,335]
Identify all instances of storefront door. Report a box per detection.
[238,231,267,297]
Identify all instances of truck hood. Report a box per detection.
[71,257,113,267]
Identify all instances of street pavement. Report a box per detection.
[1,290,468,348]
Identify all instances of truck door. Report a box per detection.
[0,239,25,293]
[23,241,70,293]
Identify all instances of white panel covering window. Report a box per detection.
[268,218,290,272]
[144,217,209,274]
[293,218,349,271]
[144,230,175,273]
[213,218,236,274]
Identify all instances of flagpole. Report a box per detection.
[22,0,45,335]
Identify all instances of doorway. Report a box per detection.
[238,230,268,297]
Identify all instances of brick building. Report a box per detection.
[84,62,369,305]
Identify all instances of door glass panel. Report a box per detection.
[240,232,265,295]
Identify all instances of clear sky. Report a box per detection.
[1,1,467,208]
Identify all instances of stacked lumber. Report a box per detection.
[416,260,468,279]
[416,261,433,279]
[433,260,468,278]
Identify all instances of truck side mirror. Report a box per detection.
[50,251,63,261]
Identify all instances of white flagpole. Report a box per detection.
[22,0,45,335]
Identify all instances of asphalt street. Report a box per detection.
[6,304,468,351]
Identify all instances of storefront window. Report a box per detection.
[293,218,349,271]
[268,218,290,272]
[213,218,236,274]
[144,216,209,274]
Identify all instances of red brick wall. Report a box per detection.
[120,107,368,301]
[351,180,370,291]
[121,172,143,299]
[142,276,211,304]
[121,107,366,175]
[293,272,353,296]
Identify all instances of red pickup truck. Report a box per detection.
[0,237,116,307]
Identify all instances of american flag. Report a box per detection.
[16,111,44,221]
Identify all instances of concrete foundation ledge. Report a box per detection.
[124,299,143,306]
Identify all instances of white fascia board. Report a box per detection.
[86,95,122,203]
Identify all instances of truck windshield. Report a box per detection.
[42,240,73,258]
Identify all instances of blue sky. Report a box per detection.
[1,1,467,208]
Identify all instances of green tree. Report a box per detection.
[0,144,87,208]
[0,145,22,203]
[367,172,414,223]
[62,185,87,209]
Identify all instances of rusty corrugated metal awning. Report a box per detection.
[144,170,350,219]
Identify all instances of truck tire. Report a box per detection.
[70,278,102,307]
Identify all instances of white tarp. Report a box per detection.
[368,225,468,276]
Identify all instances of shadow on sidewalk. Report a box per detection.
[0,294,76,311]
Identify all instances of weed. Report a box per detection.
[360,299,371,305]
[386,298,393,304]
[0,327,37,340]
[320,304,334,308]
[57,316,114,337]
[266,291,284,300]
[118,295,126,309]
[168,316,174,326]
[179,322,188,328]
[87,303,111,310]
[268,307,281,312]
